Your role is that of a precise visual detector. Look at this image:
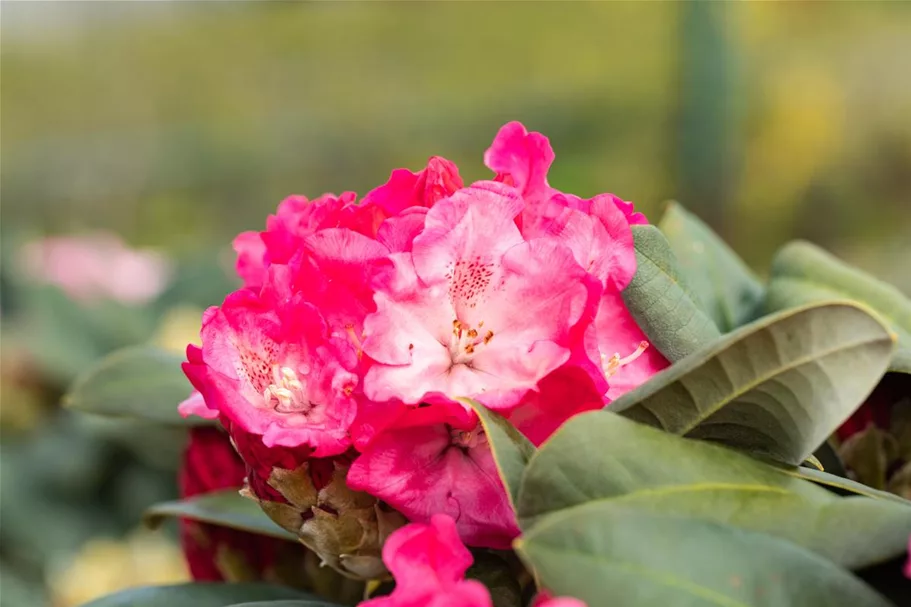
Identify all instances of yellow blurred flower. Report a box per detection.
[152,305,204,355]
[47,530,189,607]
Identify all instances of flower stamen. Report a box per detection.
[602,340,649,378]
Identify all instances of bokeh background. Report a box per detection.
[1,2,910,606]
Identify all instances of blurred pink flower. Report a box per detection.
[359,514,492,607]
[18,232,172,304]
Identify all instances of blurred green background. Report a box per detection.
[1,2,910,606]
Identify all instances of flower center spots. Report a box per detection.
[263,365,314,414]
[446,256,496,309]
[449,319,494,365]
[601,341,650,379]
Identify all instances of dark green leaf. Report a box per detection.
[77,583,324,607]
[144,490,297,542]
[516,504,890,607]
[764,240,911,374]
[610,302,895,465]
[466,551,523,607]
[460,398,535,509]
[519,413,911,569]
[622,224,721,361]
[64,345,209,426]
[658,202,764,332]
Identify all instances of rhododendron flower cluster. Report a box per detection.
[181,122,667,576]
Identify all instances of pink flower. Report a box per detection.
[233,192,362,289]
[182,269,358,455]
[905,534,911,579]
[363,156,464,217]
[347,400,520,549]
[362,181,601,410]
[533,591,587,607]
[359,514,492,607]
[483,123,666,401]
[484,122,556,231]
[18,232,173,304]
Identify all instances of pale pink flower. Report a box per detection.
[362,181,600,410]
[182,269,358,455]
[358,514,493,607]
[347,400,520,549]
[18,233,172,304]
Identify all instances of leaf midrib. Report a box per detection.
[671,332,890,435]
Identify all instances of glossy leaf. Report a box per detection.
[77,583,328,607]
[658,202,764,332]
[518,413,911,569]
[144,490,297,542]
[621,224,721,361]
[461,398,535,508]
[610,302,895,465]
[516,504,890,607]
[64,345,207,426]
[764,240,911,374]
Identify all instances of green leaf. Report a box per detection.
[77,583,328,607]
[516,505,890,607]
[610,301,895,465]
[518,413,911,569]
[64,345,209,426]
[622,224,721,361]
[764,240,911,374]
[460,398,535,509]
[783,466,911,506]
[658,202,764,332]
[144,490,297,542]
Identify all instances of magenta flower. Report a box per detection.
[362,181,601,410]
[485,122,668,400]
[182,271,358,456]
[359,514,493,607]
[347,400,520,549]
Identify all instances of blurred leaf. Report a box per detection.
[466,552,523,607]
[838,426,898,490]
[144,490,297,542]
[764,241,911,374]
[622,225,721,362]
[518,413,911,569]
[64,345,208,426]
[811,441,847,478]
[610,302,895,465]
[658,202,763,331]
[77,583,329,607]
[516,505,890,607]
[460,398,535,508]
